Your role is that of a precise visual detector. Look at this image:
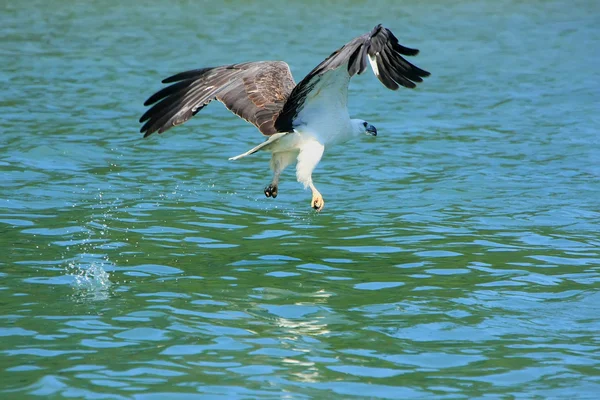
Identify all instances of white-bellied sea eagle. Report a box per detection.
[139,24,430,211]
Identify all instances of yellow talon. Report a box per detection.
[311,193,325,212]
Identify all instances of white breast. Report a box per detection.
[292,68,353,145]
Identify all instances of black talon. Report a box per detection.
[264,184,278,198]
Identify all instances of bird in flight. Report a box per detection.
[140,24,429,211]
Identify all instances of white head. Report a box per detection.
[350,118,378,138]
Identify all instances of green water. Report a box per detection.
[2,0,599,398]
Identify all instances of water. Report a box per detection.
[1,0,599,398]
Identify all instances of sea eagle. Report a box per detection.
[140,24,429,211]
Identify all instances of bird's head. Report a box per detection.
[352,119,377,137]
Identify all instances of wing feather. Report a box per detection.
[140,61,295,137]
[140,25,429,138]
[274,24,430,132]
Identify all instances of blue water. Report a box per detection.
[1,0,599,398]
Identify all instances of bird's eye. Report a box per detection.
[363,121,368,127]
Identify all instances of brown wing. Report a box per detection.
[139,61,296,137]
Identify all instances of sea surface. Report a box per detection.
[1,0,599,398]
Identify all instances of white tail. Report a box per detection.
[228,132,289,160]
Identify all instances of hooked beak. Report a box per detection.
[366,124,377,136]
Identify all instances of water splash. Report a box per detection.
[66,259,113,301]
[61,188,119,301]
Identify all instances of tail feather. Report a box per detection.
[229,132,289,160]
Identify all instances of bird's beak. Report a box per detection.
[366,124,377,136]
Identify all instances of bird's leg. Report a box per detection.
[264,173,279,198]
[296,141,325,211]
[308,182,324,211]
[265,151,296,198]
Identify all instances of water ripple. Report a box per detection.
[1,0,599,398]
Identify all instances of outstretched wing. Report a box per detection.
[140,61,295,137]
[275,24,430,133]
